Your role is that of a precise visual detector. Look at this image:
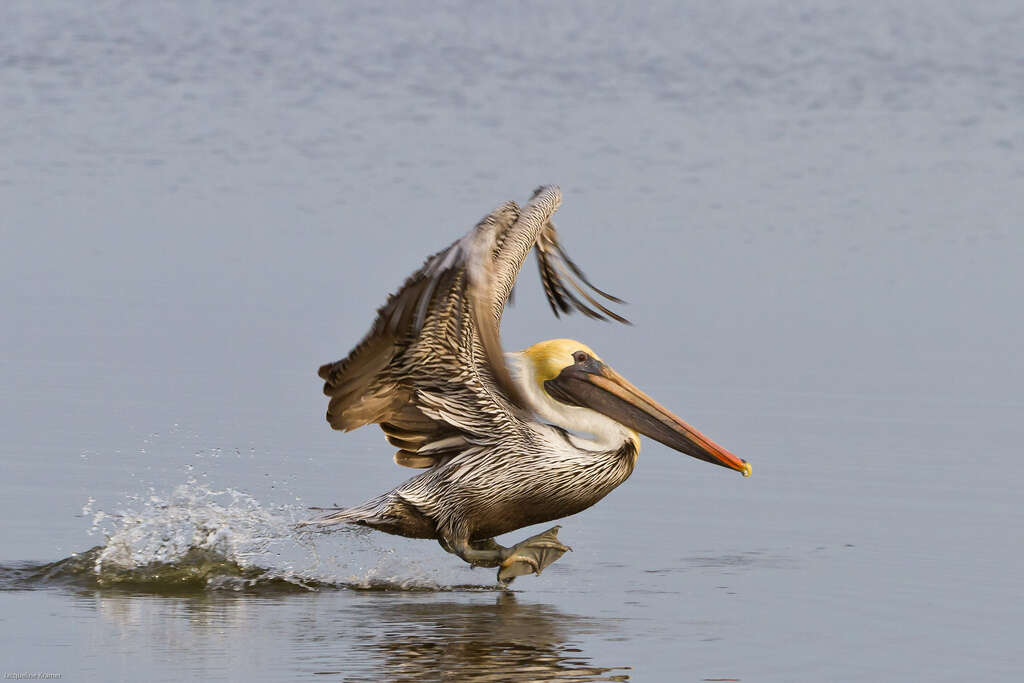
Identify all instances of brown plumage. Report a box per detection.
[317,187,621,469]
[309,185,750,584]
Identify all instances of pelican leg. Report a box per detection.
[437,536,501,556]
[443,537,504,567]
[446,526,571,584]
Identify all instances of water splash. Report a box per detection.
[90,483,297,578]
[2,481,500,594]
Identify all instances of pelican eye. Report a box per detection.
[573,351,589,364]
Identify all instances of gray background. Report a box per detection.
[2,1,1022,681]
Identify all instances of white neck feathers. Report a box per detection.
[507,352,639,453]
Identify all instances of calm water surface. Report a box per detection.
[2,1,1023,681]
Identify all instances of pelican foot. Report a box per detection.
[497,525,572,584]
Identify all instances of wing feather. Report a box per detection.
[534,212,629,323]
[319,186,627,468]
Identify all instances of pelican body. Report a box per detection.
[313,186,750,583]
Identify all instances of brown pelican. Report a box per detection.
[311,186,751,584]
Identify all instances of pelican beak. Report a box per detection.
[545,361,751,476]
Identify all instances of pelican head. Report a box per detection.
[516,339,751,476]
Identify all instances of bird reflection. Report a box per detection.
[65,561,631,681]
[307,592,631,682]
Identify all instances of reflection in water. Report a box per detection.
[3,538,633,679]
[9,575,632,682]
[298,592,631,681]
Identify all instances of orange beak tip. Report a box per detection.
[741,460,752,477]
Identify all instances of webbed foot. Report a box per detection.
[497,525,572,584]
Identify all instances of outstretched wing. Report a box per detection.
[317,186,626,469]
[535,217,629,323]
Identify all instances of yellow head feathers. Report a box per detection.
[521,339,602,385]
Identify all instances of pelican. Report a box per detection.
[311,186,751,583]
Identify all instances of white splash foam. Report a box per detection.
[86,480,488,590]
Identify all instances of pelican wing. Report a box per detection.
[318,186,626,468]
[535,220,629,324]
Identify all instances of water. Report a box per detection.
[2,1,1023,680]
